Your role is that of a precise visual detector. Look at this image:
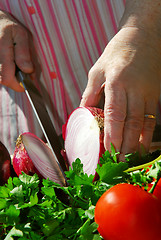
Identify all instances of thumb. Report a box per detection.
[80,68,105,107]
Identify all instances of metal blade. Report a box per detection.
[17,70,68,184]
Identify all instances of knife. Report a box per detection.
[16,69,68,185]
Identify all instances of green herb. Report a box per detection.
[1,147,161,239]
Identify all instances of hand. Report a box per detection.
[0,10,34,91]
[80,27,161,156]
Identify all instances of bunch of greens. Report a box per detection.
[0,147,161,240]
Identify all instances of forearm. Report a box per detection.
[120,0,161,36]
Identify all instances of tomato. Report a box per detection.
[95,183,161,240]
[153,178,161,201]
[143,179,161,201]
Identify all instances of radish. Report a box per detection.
[12,134,42,177]
[0,141,12,184]
[64,107,105,176]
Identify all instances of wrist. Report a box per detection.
[109,26,161,80]
[119,0,161,38]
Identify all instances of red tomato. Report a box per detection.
[153,178,161,201]
[95,183,161,240]
[144,179,161,201]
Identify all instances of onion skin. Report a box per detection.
[87,107,105,158]
[0,141,12,184]
[64,107,105,176]
[13,135,42,177]
[13,133,66,186]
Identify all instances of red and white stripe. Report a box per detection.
[0,0,125,153]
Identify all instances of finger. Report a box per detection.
[139,99,157,152]
[13,24,34,73]
[80,66,105,107]
[0,61,24,92]
[120,91,144,155]
[0,38,24,91]
[104,84,126,152]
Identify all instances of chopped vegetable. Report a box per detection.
[0,160,103,239]
[15,132,67,186]
[12,134,42,178]
[1,145,161,239]
[64,107,105,176]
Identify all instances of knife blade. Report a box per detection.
[16,70,68,185]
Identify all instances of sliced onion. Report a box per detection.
[13,135,42,178]
[14,133,67,186]
[64,107,105,176]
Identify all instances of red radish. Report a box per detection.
[13,134,42,177]
[64,107,105,176]
[0,141,12,184]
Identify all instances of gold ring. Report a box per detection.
[144,114,156,119]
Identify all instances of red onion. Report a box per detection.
[13,133,66,186]
[13,135,42,178]
[64,107,105,176]
[0,141,12,184]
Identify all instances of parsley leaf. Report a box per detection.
[0,148,161,239]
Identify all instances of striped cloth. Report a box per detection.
[0,0,126,153]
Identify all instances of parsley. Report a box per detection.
[0,160,103,239]
[0,148,161,239]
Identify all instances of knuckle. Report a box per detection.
[14,24,30,40]
[88,68,97,82]
[88,65,105,82]
[104,106,126,123]
[0,24,12,41]
[125,117,143,132]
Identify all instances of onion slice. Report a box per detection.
[64,107,105,176]
[20,133,67,186]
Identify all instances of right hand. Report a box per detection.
[80,0,161,156]
[0,10,34,92]
[80,27,161,156]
